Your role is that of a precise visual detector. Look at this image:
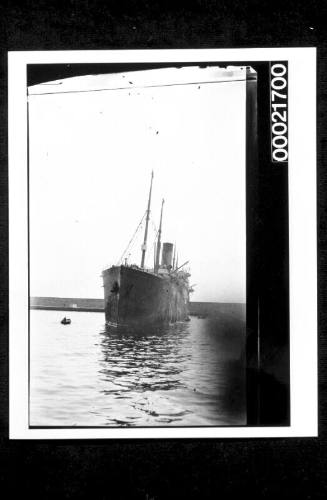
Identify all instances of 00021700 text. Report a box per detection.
[270,62,288,163]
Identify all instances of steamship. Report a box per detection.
[102,172,192,327]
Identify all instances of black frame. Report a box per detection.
[1,2,323,497]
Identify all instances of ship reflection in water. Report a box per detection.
[30,310,246,427]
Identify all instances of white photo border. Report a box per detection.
[9,48,317,439]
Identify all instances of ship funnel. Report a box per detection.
[161,242,174,267]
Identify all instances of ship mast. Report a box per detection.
[155,198,165,273]
[140,171,154,268]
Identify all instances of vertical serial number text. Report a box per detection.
[270,62,288,163]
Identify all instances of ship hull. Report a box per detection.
[102,266,189,327]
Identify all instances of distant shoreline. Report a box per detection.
[30,297,246,320]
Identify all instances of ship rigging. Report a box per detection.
[115,172,187,276]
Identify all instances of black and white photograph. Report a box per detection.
[8,49,317,438]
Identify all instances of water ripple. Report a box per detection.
[30,310,246,427]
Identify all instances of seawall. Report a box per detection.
[30,296,245,320]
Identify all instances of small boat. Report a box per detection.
[61,317,71,325]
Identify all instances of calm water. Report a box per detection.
[30,310,246,427]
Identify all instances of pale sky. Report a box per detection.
[28,67,246,302]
